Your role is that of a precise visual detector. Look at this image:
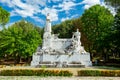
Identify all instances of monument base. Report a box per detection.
[31,53,92,67]
[31,14,92,67]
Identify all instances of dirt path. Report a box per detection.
[0,76,120,80]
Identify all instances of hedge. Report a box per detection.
[0,69,73,76]
[78,70,120,77]
[1,69,120,76]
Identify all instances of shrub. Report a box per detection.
[0,69,73,76]
[78,70,120,77]
[59,70,73,76]
[78,70,101,76]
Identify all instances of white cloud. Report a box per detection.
[0,0,14,7]
[109,7,116,16]
[52,0,76,3]
[25,0,46,7]
[82,0,100,5]
[6,22,14,27]
[15,9,34,17]
[31,16,44,24]
[0,0,81,23]
[0,0,42,17]
[101,2,116,15]
[81,0,116,15]
[59,1,75,10]
[52,0,82,17]
[81,0,101,9]
[71,14,79,18]
[12,0,41,17]
[61,14,78,22]
[61,17,70,22]
[0,0,47,26]
[12,0,30,9]
[0,0,116,27]
[52,0,61,2]
[10,11,18,17]
[41,7,58,21]
[58,1,81,11]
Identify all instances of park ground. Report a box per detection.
[1,66,120,76]
[0,76,120,80]
[0,66,120,80]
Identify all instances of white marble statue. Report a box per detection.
[31,13,92,67]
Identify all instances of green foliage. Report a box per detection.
[0,6,10,26]
[114,9,120,43]
[78,70,101,76]
[34,26,44,40]
[0,20,42,63]
[81,5,113,42]
[0,69,73,76]
[110,8,120,57]
[59,70,73,76]
[78,70,120,76]
[52,20,74,38]
[81,5,114,59]
[104,0,120,10]
[52,18,84,38]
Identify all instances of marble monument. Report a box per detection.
[31,14,92,67]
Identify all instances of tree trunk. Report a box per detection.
[103,51,108,63]
[88,44,92,61]
[27,56,32,63]
[14,54,20,64]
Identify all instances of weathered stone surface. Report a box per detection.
[31,14,92,67]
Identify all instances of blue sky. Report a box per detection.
[0,0,115,27]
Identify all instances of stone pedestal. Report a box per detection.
[31,53,92,67]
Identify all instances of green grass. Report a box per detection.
[93,66,120,70]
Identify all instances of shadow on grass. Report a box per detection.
[92,66,120,70]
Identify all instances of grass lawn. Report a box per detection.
[92,66,120,70]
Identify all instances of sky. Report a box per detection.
[0,0,115,27]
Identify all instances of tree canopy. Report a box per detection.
[104,0,120,10]
[0,20,42,63]
[104,0,120,59]
[81,5,114,60]
[0,6,10,27]
[52,20,74,38]
[111,8,120,57]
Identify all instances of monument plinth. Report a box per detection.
[31,14,92,67]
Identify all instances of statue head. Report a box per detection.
[46,13,51,21]
[77,29,79,32]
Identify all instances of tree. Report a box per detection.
[52,20,74,38]
[104,0,120,11]
[112,8,120,58]
[34,26,44,40]
[104,0,120,60]
[115,8,120,46]
[0,20,42,63]
[81,5,114,61]
[0,6,10,27]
